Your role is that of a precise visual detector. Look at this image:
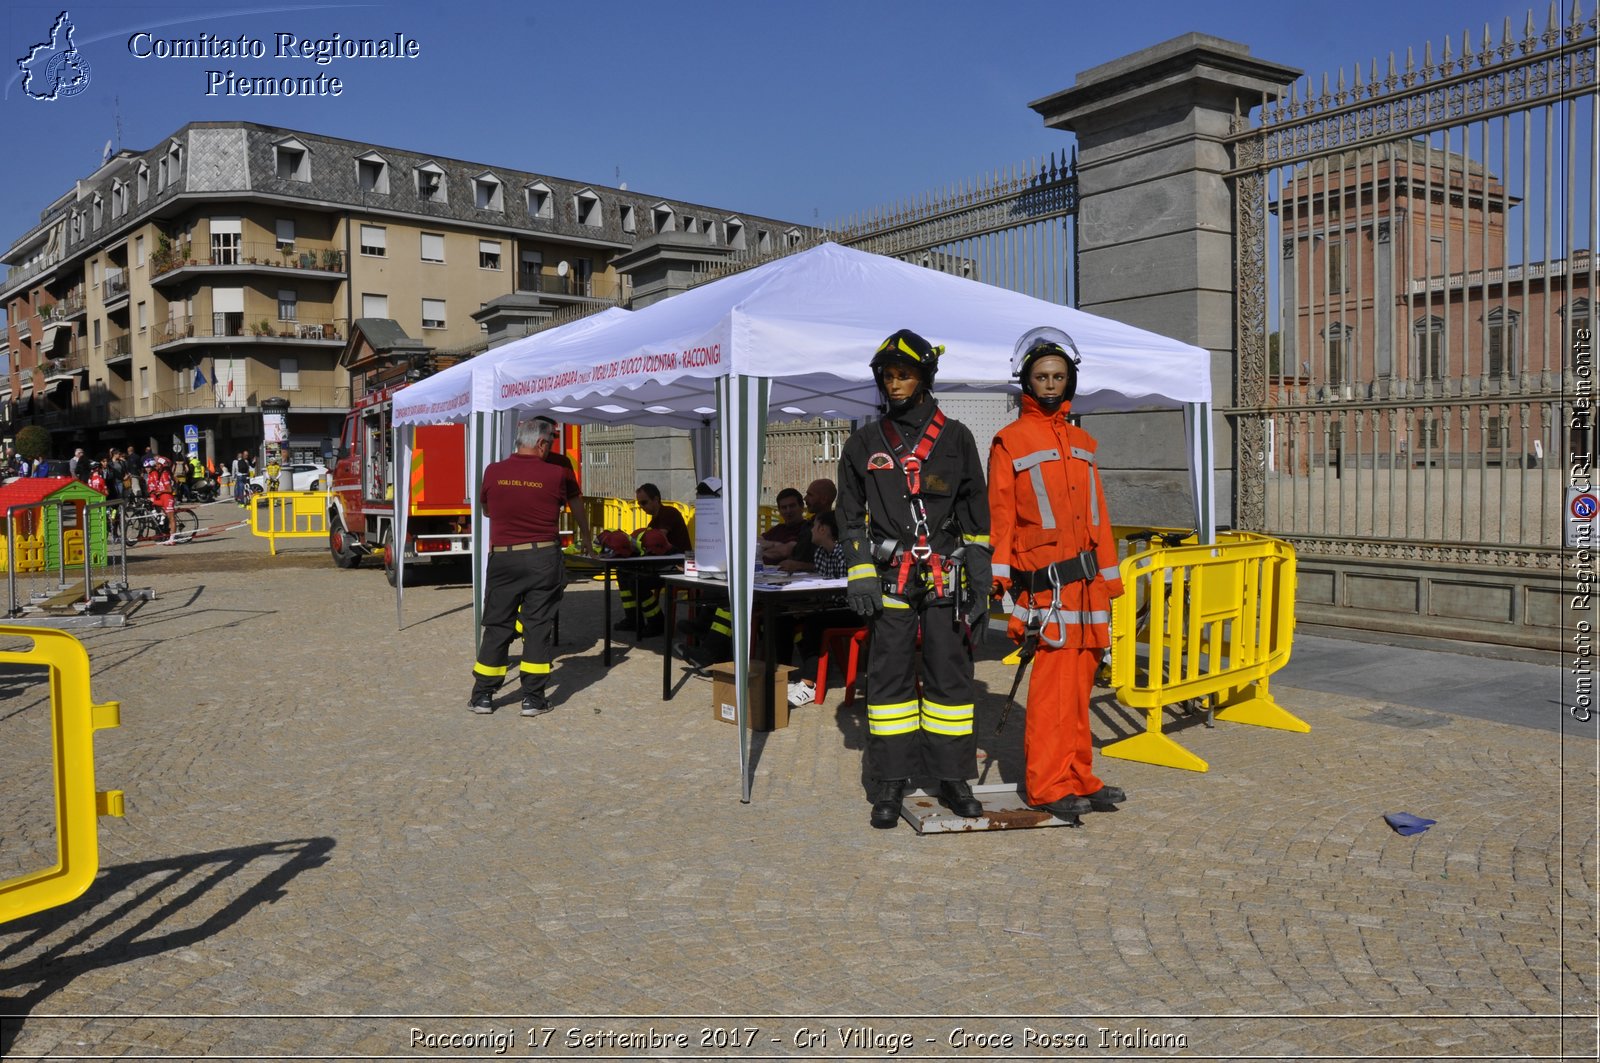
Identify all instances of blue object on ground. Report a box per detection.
[1384,812,1437,836]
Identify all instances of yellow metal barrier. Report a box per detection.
[0,626,123,925]
[250,490,332,555]
[1102,528,1305,772]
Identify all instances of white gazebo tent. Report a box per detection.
[476,242,1214,802]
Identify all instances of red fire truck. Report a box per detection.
[327,383,471,585]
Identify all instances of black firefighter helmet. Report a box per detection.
[870,327,943,400]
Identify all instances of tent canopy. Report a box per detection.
[392,306,632,427]
[488,242,1211,428]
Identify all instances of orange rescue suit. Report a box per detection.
[988,394,1124,804]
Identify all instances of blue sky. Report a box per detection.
[0,0,1575,247]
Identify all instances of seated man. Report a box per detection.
[759,487,808,564]
[775,477,837,573]
[616,482,690,637]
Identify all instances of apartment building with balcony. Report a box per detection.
[1,121,802,463]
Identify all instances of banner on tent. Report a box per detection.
[498,344,723,401]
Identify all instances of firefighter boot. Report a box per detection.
[869,778,908,830]
[1085,784,1127,811]
[938,779,984,819]
[1032,794,1090,823]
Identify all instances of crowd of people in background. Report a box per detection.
[0,442,245,505]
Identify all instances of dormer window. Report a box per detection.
[136,163,149,201]
[473,173,503,212]
[92,194,103,229]
[527,182,552,220]
[620,204,636,233]
[416,163,446,202]
[111,180,126,218]
[725,218,745,250]
[356,153,389,194]
[574,189,602,228]
[785,228,803,248]
[166,140,184,183]
[682,214,699,235]
[274,138,310,182]
[652,204,675,233]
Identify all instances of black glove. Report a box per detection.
[961,547,993,628]
[847,574,881,617]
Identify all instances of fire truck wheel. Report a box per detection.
[330,519,360,569]
[381,529,405,587]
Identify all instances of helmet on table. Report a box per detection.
[1012,326,1081,408]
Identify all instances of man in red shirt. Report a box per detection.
[470,418,583,717]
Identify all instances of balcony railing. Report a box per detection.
[42,289,86,321]
[150,241,347,278]
[150,382,352,414]
[105,334,133,360]
[516,270,617,299]
[151,314,347,347]
[102,270,130,303]
[41,349,85,379]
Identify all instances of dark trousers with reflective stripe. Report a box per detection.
[473,546,564,699]
[864,585,976,782]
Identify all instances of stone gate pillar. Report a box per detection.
[1030,34,1298,527]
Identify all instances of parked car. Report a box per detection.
[249,462,329,492]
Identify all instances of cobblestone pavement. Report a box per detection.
[0,515,1595,1060]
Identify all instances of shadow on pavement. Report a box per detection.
[0,836,335,1055]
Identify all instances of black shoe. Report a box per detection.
[468,694,495,715]
[938,779,984,818]
[614,616,638,631]
[1033,794,1091,820]
[675,640,715,670]
[869,778,908,829]
[676,617,710,638]
[1084,784,1127,811]
[520,695,554,718]
[639,617,665,638]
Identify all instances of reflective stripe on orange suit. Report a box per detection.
[988,393,1124,805]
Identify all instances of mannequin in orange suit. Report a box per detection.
[987,327,1128,821]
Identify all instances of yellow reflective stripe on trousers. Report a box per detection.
[710,621,732,636]
[921,699,975,736]
[519,660,551,674]
[867,700,920,736]
[473,662,508,677]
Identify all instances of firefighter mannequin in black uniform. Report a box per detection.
[838,329,993,829]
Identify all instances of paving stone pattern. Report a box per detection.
[0,521,1594,1059]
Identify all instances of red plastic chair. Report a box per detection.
[816,626,869,707]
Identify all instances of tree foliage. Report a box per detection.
[13,425,50,462]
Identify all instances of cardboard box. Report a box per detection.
[709,663,796,731]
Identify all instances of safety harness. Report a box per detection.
[877,408,950,597]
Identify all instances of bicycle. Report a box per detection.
[122,497,200,543]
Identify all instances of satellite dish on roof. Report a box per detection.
[102,140,113,164]
[556,260,569,277]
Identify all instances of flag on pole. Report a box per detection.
[226,377,234,396]
[192,365,206,389]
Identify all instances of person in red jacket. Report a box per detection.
[988,327,1127,822]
